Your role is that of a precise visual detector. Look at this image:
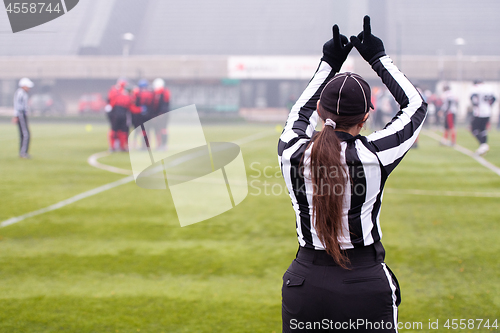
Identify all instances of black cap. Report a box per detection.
[319,72,373,115]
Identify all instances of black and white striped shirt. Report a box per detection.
[278,55,427,250]
[13,88,29,117]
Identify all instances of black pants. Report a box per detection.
[110,107,129,132]
[471,116,489,144]
[131,113,144,129]
[282,243,401,332]
[17,112,30,156]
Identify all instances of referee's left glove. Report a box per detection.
[350,16,386,65]
[321,24,353,73]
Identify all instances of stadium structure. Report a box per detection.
[1,0,500,122]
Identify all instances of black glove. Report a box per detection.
[321,24,353,72]
[350,16,386,65]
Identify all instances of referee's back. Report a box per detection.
[278,55,427,251]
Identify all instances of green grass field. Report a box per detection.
[0,120,499,332]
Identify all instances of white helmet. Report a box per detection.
[152,78,165,90]
[19,77,34,88]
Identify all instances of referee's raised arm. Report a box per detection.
[351,16,428,174]
[278,25,352,159]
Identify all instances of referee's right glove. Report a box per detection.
[321,24,353,73]
[350,16,386,65]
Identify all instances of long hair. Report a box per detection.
[308,103,367,267]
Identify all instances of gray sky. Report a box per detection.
[0,0,499,57]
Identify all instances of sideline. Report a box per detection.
[0,130,277,228]
[381,130,500,198]
[423,130,500,177]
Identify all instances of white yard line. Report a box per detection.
[87,151,133,175]
[3,129,497,228]
[385,188,500,198]
[232,130,275,146]
[382,131,500,199]
[0,130,277,228]
[423,130,500,177]
[0,176,134,228]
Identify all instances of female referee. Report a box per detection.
[278,16,427,332]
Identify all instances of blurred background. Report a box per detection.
[0,0,500,124]
[2,2,500,331]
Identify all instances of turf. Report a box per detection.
[0,122,499,332]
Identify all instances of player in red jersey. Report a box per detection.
[106,79,127,151]
[439,85,458,146]
[107,79,132,152]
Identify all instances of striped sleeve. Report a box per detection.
[365,56,427,174]
[277,60,336,249]
[278,61,336,158]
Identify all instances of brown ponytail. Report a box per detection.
[308,104,367,268]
